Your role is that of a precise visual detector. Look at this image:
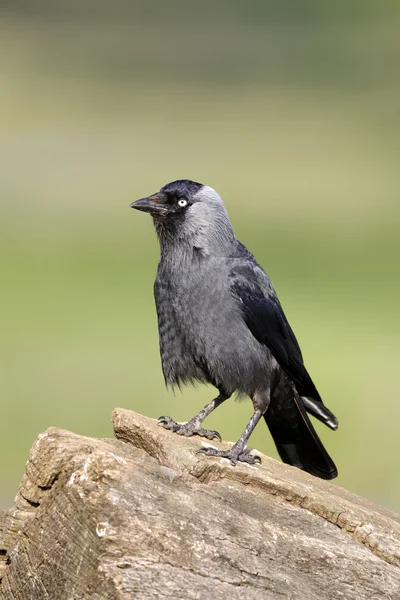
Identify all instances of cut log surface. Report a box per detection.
[0,410,399,599]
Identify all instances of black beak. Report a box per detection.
[130,194,168,216]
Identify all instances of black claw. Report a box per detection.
[157,416,170,426]
[196,446,220,457]
[202,429,221,441]
[210,430,222,442]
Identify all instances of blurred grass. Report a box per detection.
[1,4,399,510]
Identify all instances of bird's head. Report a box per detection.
[131,179,235,254]
[131,179,218,219]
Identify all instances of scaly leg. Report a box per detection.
[158,393,229,441]
[197,408,264,465]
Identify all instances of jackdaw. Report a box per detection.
[131,180,338,479]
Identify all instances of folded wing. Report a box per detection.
[229,262,338,430]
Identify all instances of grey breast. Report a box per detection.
[155,254,272,396]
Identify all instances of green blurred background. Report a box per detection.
[1,1,399,510]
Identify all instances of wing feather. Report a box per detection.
[229,263,321,402]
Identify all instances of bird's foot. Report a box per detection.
[157,415,222,441]
[196,445,261,466]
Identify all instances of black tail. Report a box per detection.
[265,381,338,480]
[301,396,339,431]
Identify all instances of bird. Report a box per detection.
[130,179,338,479]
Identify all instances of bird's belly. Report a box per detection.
[178,296,272,396]
[199,323,271,395]
[156,265,273,396]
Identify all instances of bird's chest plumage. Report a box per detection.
[155,257,228,356]
[154,253,268,392]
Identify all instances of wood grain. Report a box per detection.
[0,409,399,599]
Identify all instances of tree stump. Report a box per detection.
[0,409,399,599]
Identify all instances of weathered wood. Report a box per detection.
[0,409,399,599]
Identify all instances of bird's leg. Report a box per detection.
[197,389,270,465]
[197,408,264,465]
[158,393,229,441]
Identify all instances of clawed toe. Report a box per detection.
[157,416,222,441]
[240,446,262,464]
[157,416,179,432]
[197,445,261,466]
[196,446,220,457]
[200,428,222,441]
[159,417,261,465]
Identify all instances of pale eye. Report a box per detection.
[177,198,188,208]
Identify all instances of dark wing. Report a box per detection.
[230,262,338,430]
[229,262,322,400]
[229,261,337,429]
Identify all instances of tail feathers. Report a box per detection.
[301,396,339,431]
[265,388,338,480]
